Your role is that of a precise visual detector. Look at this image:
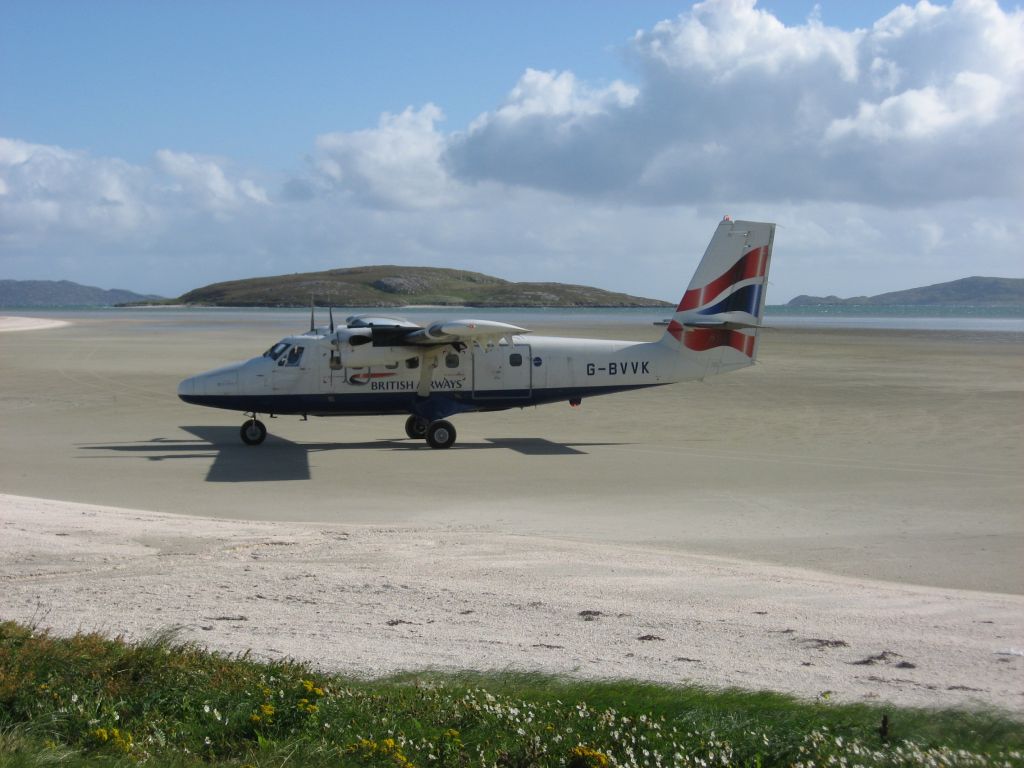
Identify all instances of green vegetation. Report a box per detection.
[0,622,1020,767]
[175,265,672,308]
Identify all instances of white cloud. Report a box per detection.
[825,71,1005,141]
[312,104,455,209]
[445,69,642,195]
[0,137,154,241]
[155,149,268,213]
[445,0,1023,205]
[472,69,638,127]
[636,0,862,82]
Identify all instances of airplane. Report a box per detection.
[178,217,774,449]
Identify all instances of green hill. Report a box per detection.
[177,265,672,308]
[788,276,1024,307]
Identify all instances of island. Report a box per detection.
[0,280,164,308]
[173,265,672,308]
[788,276,1024,307]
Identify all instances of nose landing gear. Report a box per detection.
[240,417,267,446]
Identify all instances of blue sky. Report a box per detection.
[2,1,1022,301]
[3,1,901,165]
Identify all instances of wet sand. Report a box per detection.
[0,311,1022,710]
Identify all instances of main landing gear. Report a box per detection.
[404,415,428,439]
[240,417,267,446]
[405,415,457,449]
[237,414,457,449]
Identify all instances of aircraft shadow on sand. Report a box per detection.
[78,426,619,483]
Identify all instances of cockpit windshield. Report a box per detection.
[263,341,290,360]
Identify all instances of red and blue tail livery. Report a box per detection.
[664,217,774,365]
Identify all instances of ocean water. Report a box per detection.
[6,304,1024,333]
[763,304,1024,333]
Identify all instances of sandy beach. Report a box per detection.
[0,311,1021,712]
[0,315,70,332]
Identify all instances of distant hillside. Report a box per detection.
[788,277,1024,307]
[0,280,164,308]
[177,266,672,308]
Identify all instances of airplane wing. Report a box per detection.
[402,319,531,347]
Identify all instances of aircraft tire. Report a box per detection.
[426,420,456,449]
[240,419,267,446]
[404,415,429,439]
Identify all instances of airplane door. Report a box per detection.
[472,344,531,400]
[271,344,309,392]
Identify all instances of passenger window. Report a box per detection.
[445,353,460,368]
[385,362,399,370]
[405,357,419,369]
[285,346,305,367]
[509,353,523,367]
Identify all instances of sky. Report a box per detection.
[1,0,1022,303]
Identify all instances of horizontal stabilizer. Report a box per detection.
[682,319,763,330]
[680,306,765,330]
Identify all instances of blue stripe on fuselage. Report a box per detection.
[178,384,663,419]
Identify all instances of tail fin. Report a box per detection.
[663,217,775,367]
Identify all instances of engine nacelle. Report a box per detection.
[331,330,419,369]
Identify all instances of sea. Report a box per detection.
[4,304,1024,334]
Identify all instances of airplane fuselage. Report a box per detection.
[178,333,698,423]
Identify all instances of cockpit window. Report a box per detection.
[264,342,290,360]
[285,346,305,367]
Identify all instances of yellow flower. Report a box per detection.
[569,745,610,768]
[260,703,275,716]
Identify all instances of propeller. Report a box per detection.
[309,295,315,333]
[329,306,335,333]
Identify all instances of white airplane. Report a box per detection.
[178,217,774,449]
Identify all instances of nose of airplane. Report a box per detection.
[178,362,242,401]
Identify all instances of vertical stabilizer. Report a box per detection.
[662,217,775,370]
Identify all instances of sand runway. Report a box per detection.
[0,311,1021,711]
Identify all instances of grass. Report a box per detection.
[0,621,1020,767]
